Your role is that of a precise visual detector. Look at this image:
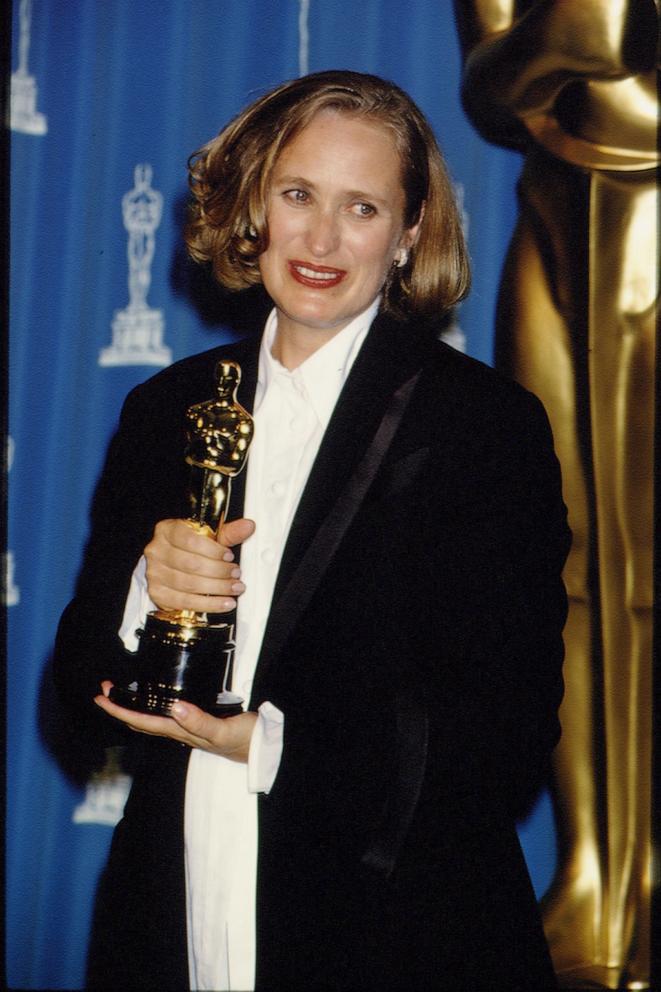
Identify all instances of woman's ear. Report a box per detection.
[403,200,425,250]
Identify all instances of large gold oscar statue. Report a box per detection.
[454,3,658,988]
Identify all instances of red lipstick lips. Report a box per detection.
[288,260,346,288]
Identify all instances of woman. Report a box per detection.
[55,70,570,991]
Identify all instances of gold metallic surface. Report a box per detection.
[455,2,657,987]
[184,359,253,534]
[152,359,254,627]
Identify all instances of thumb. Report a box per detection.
[171,701,214,738]
[217,516,255,548]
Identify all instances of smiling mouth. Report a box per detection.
[288,260,346,288]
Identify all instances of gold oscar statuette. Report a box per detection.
[109,360,254,717]
[455,2,657,986]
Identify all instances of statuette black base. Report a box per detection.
[108,612,243,717]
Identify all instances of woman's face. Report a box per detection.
[258,110,421,351]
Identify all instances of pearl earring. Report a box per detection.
[395,248,409,268]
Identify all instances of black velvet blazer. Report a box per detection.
[54,311,570,991]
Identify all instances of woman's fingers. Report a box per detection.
[143,517,254,612]
[95,681,257,762]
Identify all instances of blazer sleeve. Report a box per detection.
[417,385,572,822]
[481,391,570,814]
[52,380,190,746]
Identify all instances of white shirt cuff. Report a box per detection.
[118,555,156,652]
[247,701,284,794]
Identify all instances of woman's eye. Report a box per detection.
[352,202,376,218]
[284,189,309,205]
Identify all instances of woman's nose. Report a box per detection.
[305,209,340,257]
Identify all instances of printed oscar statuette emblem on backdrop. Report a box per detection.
[5,438,20,608]
[109,361,254,717]
[9,0,48,136]
[99,163,171,368]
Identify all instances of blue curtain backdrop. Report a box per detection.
[7,2,554,988]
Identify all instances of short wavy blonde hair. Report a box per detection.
[186,70,470,318]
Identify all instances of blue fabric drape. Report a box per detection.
[7,2,549,988]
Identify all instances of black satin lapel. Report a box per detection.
[251,315,429,695]
[272,313,429,601]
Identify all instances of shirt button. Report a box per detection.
[261,548,275,565]
[271,481,286,497]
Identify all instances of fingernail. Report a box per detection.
[231,582,245,594]
[230,567,241,578]
[172,702,188,718]
[223,550,234,562]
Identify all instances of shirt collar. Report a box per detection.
[256,298,379,430]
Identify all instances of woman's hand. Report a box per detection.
[95,681,258,762]
[145,516,255,614]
